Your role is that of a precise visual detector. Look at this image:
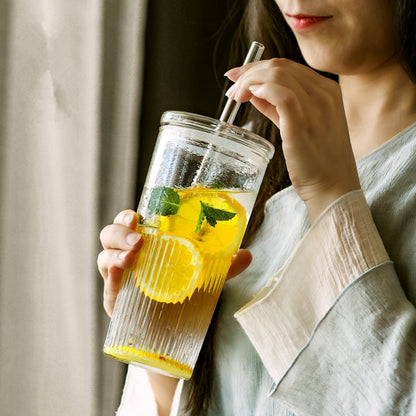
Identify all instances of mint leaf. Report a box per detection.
[148,186,180,216]
[194,201,236,233]
[203,202,236,225]
[195,202,206,234]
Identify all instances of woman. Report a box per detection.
[98,0,416,414]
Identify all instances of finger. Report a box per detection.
[225,62,271,102]
[227,58,329,91]
[226,58,328,105]
[100,223,142,251]
[113,209,138,229]
[103,265,124,316]
[224,66,242,81]
[227,64,309,106]
[97,248,138,280]
[227,249,253,279]
[247,82,305,130]
[249,95,282,128]
[224,60,269,81]
[100,209,141,250]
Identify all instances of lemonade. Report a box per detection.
[103,186,255,379]
[103,110,274,379]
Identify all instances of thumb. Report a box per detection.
[227,249,252,279]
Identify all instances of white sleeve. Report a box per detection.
[116,366,158,416]
[234,190,390,384]
[116,365,184,416]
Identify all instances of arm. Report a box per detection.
[146,373,179,416]
[226,57,416,415]
[235,191,416,415]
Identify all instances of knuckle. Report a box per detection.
[97,251,109,276]
[97,250,106,266]
[114,210,126,223]
[270,66,286,83]
[114,209,136,225]
[278,57,292,65]
[268,57,281,67]
[104,284,116,301]
[268,57,292,68]
[99,224,112,244]
[103,285,113,297]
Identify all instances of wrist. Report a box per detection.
[305,184,361,223]
[146,371,178,416]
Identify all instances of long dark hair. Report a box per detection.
[185,2,299,414]
[186,0,416,414]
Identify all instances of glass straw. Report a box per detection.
[192,42,265,186]
[219,41,265,124]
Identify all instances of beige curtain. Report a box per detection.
[0,1,146,415]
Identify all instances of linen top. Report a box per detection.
[117,122,416,416]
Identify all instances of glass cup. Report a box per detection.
[103,111,274,379]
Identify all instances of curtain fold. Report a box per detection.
[0,1,146,415]
[98,1,147,414]
[0,1,236,414]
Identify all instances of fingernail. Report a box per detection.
[224,66,241,78]
[123,212,134,224]
[225,84,237,98]
[126,232,140,246]
[115,211,134,224]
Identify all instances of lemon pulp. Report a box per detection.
[159,188,246,256]
[138,188,247,304]
[105,188,250,377]
[134,229,201,304]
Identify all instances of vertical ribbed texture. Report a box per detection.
[104,252,230,379]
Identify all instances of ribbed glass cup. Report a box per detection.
[104,111,274,379]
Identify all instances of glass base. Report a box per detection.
[103,345,193,380]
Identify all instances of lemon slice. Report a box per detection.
[134,227,201,303]
[159,188,247,257]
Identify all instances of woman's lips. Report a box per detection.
[286,14,332,31]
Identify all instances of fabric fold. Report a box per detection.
[235,190,390,385]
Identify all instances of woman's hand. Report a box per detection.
[97,210,253,317]
[98,209,143,316]
[225,58,361,221]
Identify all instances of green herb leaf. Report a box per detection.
[194,201,236,233]
[195,202,206,234]
[148,186,180,216]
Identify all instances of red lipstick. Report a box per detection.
[286,14,332,31]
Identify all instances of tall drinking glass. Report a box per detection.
[104,111,274,379]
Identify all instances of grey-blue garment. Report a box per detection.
[180,123,416,415]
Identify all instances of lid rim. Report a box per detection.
[160,111,275,161]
